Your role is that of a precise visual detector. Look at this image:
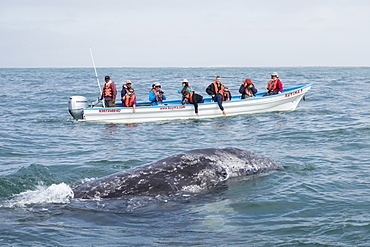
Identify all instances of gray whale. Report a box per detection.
[73,147,283,199]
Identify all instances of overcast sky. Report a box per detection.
[1,0,370,67]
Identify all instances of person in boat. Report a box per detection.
[263,72,283,96]
[222,87,232,101]
[206,76,227,116]
[122,88,136,113]
[121,80,133,106]
[149,82,167,106]
[177,79,194,104]
[100,75,117,107]
[239,78,257,99]
[183,91,204,116]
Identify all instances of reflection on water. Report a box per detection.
[124,123,139,128]
[101,123,141,138]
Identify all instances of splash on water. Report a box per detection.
[1,183,73,208]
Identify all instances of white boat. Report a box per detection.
[68,84,312,123]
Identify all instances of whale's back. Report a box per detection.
[73,147,283,199]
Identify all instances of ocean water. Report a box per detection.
[0,67,369,246]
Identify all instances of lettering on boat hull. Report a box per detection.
[160,106,186,110]
[285,89,303,97]
[99,109,122,113]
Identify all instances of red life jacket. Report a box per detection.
[103,82,113,97]
[222,91,231,101]
[151,89,163,101]
[212,82,224,95]
[125,94,136,107]
[267,80,278,91]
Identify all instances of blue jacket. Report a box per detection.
[149,90,167,105]
[177,86,194,94]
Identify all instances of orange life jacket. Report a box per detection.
[222,91,231,101]
[185,92,194,104]
[267,80,278,91]
[103,82,113,97]
[242,83,255,95]
[212,82,224,95]
[125,94,136,107]
[151,89,163,102]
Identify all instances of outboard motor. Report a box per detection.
[68,96,88,120]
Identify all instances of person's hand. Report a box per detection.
[212,95,215,97]
[196,113,199,117]
[133,108,136,113]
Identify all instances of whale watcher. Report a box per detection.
[222,87,231,101]
[183,91,204,116]
[149,82,167,105]
[121,80,133,106]
[122,88,136,113]
[206,76,227,116]
[263,72,283,96]
[239,78,257,99]
[100,75,117,107]
[178,79,194,104]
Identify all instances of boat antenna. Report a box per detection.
[89,47,105,107]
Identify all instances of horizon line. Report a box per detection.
[1,65,370,69]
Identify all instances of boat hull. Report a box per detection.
[75,84,312,123]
